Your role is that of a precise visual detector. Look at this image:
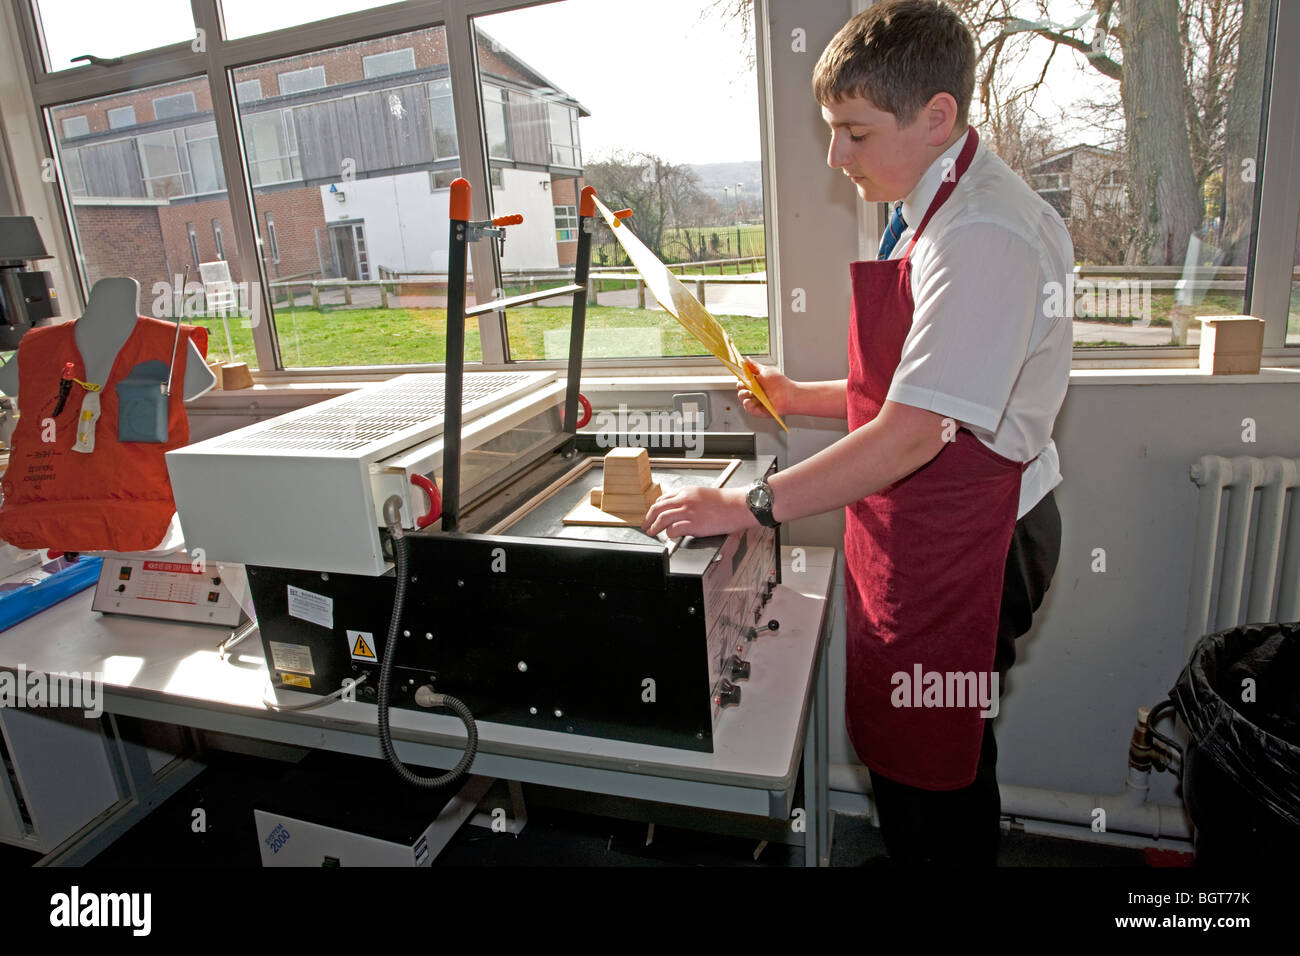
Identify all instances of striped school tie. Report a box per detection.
[876,201,907,259]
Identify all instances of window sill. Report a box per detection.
[185,365,1300,412]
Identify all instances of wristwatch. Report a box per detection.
[745,479,779,528]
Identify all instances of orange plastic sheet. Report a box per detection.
[590,194,788,432]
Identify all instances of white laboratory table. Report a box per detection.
[0,545,836,866]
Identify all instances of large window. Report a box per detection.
[32,0,196,73]
[474,0,769,362]
[955,0,1272,349]
[47,79,245,365]
[21,0,1295,376]
[230,26,481,369]
[219,0,396,40]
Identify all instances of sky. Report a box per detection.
[34,0,1125,161]
[35,0,763,166]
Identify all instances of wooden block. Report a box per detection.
[220,362,254,389]
[206,358,224,390]
[1197,316,1264,375]
[601,475,651,494]
[600,493,652,513]
[603,447,651,480]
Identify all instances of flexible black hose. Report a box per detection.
[1147,698,1184,767]
[378,498,478,788]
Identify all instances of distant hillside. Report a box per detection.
[690,161,762,210]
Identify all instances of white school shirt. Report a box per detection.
[883,127,1073,518]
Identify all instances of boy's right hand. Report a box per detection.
[738,359,796,419]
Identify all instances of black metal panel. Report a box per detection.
[249,539,715,751]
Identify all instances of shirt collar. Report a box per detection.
[900,127,975,230]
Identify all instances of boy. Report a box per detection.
[643,0,1070,864]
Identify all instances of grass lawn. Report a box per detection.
[190,304,770,368]
[594,223,766,267]
[187,286,1296,367]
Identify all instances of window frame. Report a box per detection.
[15,0,1292,378]
[553,203,577,243]
[14,0,778,376]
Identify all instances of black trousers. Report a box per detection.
[867,489,1061,865]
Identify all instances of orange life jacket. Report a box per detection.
[0,317,208,553]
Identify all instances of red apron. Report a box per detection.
[0,317,207,553]
[844,129,1028,790]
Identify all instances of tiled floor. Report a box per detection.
[0,750,1150,867]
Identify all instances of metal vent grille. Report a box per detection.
[216,372,540,452]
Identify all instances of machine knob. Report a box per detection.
[746,620,779,641]
[716,679,741,707]
[727,655,751,680]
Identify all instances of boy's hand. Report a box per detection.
[642,486,756,540]
[738,359,795,419]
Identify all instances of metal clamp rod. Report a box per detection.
[465,283,583,317]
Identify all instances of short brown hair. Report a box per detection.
[813,0,975,127]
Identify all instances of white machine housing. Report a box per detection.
[167,371,564,576]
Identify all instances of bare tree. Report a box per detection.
[583,151,709,260]
[950,0,1262,266]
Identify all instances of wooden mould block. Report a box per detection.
[563,447,664,527]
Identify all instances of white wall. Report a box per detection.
[320,167,561,275]
[321,171,450,276]
[495,166,560,272]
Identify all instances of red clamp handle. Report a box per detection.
[410,473,442,528]
[492,214,523,226]
[561,393,592,429]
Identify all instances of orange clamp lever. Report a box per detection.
[492,214,524,227]
[614,209,634,221]
[449,178,471,221]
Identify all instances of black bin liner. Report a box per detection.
[1170,621,1300,864]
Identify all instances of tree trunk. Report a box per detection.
[1220,0,1268,267]
[1119,0,1204,266]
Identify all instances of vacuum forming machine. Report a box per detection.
[167,183,779,782]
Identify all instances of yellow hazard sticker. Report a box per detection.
[281,672,311,688]
[347,629,377,662]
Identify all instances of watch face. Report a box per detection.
[748,485,772,510]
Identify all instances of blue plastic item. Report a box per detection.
[0,556,103,631]
[116,358,170,442]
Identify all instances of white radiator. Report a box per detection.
[1186,455,1300,651]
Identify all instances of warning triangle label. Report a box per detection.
[347,629,377,662]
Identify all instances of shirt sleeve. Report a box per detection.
[886,222,1041,435]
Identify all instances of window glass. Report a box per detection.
[1290,212,1299,345]
[47,80,248,366]
[482,85,510,160]
[61,114,88,138]
[474,1,768,362]
[106,105,135,129]
[32,0,196,72]
[554,205,577,243]
[219,0,395,41]
[278,67,327,96]
[363,48,417,79]
[231,26,482,368]
[153,91,197,120]
[954,0,1270,348]
[235,79,263,104]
